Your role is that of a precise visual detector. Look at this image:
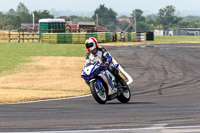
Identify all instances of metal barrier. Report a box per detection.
[1,30,151,44]
[40,32,113,44]
[136,33,146,41]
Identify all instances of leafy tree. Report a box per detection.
[0,2,54,29]
[146,14,157,25]
[118,15,129,18]
[119,21,129,31]
[69,15,79,20]
[16,2,29,14]
[69,15,93,24]
[182,16,200,23]
[7,9,16,15]
[0,12,5,29]
[0,12,4,17]
[106,22,117,31]
[131,9,145,22]
[16,2,32,24]
[93,4,117,31]
[178,16,200,28]
[131,9,152,32]
[33,10,54,23]
[157,5,182,29]
[12,15,22,28]
[1,3,200,31]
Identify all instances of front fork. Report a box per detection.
[89,78,103,90]
[96,79,103,90]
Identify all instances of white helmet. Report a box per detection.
[85,37,98,52]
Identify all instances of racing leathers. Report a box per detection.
[83,46,127,87]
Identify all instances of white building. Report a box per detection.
[154,30,164,36]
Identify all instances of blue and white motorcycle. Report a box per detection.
[81,61,131,104]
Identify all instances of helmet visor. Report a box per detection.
[86,43,94,48]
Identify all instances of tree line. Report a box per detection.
[0,3,54,29]
[1,3,200,32]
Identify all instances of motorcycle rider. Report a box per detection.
[83,37,127,88]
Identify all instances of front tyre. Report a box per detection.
[90,80,107,104]
[117,86,131,103]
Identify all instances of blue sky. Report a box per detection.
[1,0,200,16]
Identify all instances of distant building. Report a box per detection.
[78,21,95,32]
[117,18,131,23]
[154,30,164,36]
[94,26,107,32]
[70,25,78,32]
[71,21,107,32]
[154,28,200,36]
[178,28,200,36]
[58,16,72,25]
[68,23,107,33]
[21,23,39,29]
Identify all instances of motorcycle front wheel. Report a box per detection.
[90,80,107,104]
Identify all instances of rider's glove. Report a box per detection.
[104,62,110,67]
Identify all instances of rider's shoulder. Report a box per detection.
[98,46,107,52]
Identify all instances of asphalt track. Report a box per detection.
[1,43,200,132]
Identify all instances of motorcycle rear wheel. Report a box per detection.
[117,86,131,103]
[90,80,107,104]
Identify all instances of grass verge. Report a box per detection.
[0,42,86,74]
[153,36,200,42]
[0,56,89,104]
[0,42,88,104]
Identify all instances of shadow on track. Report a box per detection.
[106,102,155,105]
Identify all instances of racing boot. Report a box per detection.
[114,72,129,92]
[108,66,128,92]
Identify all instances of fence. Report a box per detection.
[40,32,137,44]
[41,32,111,44]
[15,29,39,43]
[0,31,9,40]
[0,29,39,43]
[0,29,147,44]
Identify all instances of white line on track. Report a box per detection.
[0,94,92,105]
[6,125,200,133]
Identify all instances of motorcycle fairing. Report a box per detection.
[81,61,118,95]
[98,70,117,95]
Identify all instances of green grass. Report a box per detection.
[1,36,200,74]
[0,42,87,73]
[154,36,200,42]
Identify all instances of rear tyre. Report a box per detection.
[117,83,131,103]
[90,80,107,104]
